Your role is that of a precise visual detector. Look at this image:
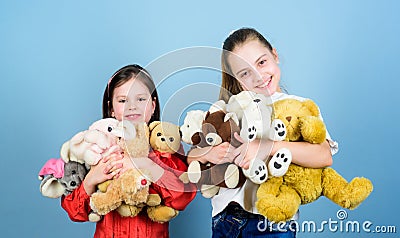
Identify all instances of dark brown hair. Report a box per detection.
[220,27,274,102]
[102,64,160,123]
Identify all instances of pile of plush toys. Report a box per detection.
[39,118,185,223]
[179,91,373,222]
[39,90,373,223]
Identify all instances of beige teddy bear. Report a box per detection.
[146,121,187,223]
[90,121,161,217]
[256,98,373,222]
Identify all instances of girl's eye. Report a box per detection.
[240,70,250,79]
[118,99,126,103]
[259,59,267,66]
[138,97,146,102]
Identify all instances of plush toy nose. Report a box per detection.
[141,179,147,186]
[70,181,76,186]
[161,137,165,142]
[286,116,292,122]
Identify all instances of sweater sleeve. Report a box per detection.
[60,183,91,222]
[152,170,197,211]
[150,150,197,211]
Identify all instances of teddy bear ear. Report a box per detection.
[302,100,320,116]
[148,121,161,131]
[224,112,239,126]
[209,100,226,113]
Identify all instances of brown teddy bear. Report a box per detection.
[90,121,161,217]
[256,98,373,222]
[146,121,186,223]
[188,110,248,198]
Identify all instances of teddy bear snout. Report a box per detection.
[205,133,222,146]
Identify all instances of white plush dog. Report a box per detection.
[226,91,292,180]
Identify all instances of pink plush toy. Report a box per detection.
[61,118,121,166]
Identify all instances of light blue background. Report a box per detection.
[1,0,399,237]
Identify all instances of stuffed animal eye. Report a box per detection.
[108,126,113,132]
[157,132,162,137]
[169,137,174,142]
[71,170,76,175]
[253,99,261,103]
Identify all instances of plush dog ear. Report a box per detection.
[191,132,209,148]
[209,100,226,113]
[40,175,65,198]
[224,112,239,126]
[191,132,201,145]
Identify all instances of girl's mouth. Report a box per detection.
[257,77,272,89]
[125,114,141,120]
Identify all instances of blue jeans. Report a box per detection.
[212,205,296,238]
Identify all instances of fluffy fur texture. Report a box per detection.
[39,159,87,198]
[60,118,120,166]
[146,121,183,223]
[188,110,247,198]
[256,98,373,222]
[90,168,151,216]
[90,122,158,217]
[226,91,293,183]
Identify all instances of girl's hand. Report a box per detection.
[83,153,124,195]
[128,157,165,182]
[188,142,235,165]
[231,133,274,169]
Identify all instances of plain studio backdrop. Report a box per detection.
[1,0,399,237]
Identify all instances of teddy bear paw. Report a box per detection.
[147,205,179,223]
[116,204,142,217]
[240,125,257,142]
[147,194,162,206]
[200,184,220,198]
[224,164,240,188]
[187,160,202,183]
[88,211,102,222]
[269,119,286,141]
[268,148,292,177]
[242,158,268,184]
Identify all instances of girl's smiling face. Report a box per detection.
[228,39,281,96]
[111,78,156,123]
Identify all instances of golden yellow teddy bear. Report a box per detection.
[256,98,373,222]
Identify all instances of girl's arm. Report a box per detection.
[83,153,124,195]
[61,154,124,222]
[272,140,332,168]
[150,151,197,210]
[187,142,234,165]
[231,134,332,169]
[61,183,91,222]
[152,170,197,210]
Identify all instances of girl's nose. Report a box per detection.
[126,102,137,111]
